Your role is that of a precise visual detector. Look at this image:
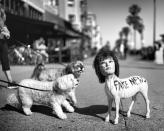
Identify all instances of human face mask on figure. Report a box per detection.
[99,57,115,77]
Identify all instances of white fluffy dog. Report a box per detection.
[30,61,84,108]
[7,74,79,119]
[105,75,150,124]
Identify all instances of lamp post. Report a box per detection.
[153,0,156,45]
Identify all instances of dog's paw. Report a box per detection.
[58,113,67,120]
[105,115,110,122]
[127,112,131,117]
[114,119,118,125]
[146,114,150,119]
[23,108,33,116]
[67,106,74,113]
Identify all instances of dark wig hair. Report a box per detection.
[93,47,119,83]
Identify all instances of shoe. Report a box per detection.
[8,81,17,87]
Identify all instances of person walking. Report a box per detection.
[0,5,15,85]
[33,37,49,64]
[113,31,125,59]
[154,34,164,64]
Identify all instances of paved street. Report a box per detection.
[0,56,164,131]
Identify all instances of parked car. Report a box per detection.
[140,46,155,60]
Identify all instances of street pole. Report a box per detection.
[81,0,88,59]
[153,0,156,45]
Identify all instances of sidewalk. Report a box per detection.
[120,55,164,70]
[0,55,164,84]
[0,55,164,131]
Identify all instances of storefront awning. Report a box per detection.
[44,11,90,39]
[21,0,45,13]
[6,12,89,40]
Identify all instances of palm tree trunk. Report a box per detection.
[129,25,134,50]
[134,29,136,50]
[141,32,144,47]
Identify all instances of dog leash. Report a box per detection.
[0,79,52,92]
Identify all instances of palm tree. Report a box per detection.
[129,4,141,15]
[126,4,142,50]
[122,26,130,39]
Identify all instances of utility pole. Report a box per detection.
[80,0,88,59]
[83,0,88,30]
[153,0,156,45]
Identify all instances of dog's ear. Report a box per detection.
[54,75,73,92]
[64,63,74,74]
[76,61,84,71]
[31,62,45,79]
[38,62,45,70]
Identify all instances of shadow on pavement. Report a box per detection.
[75,105,108,121]
[1,104,59,119]
[1,102,147,121]
[75,105,146,122]
[1,104,22,114]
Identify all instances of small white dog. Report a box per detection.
[105,75,150,124]
[7,74,79,120]
[30,61,84,108]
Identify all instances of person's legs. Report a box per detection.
[3,70,13,82]
[0,40,14,83]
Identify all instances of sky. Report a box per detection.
[87,0,164,48]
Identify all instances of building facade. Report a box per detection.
[1,0,44,21]
[85,12,103,52]
[58,0,82,31]
[0,0,89,62]
[56,0,90,60]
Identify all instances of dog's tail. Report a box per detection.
[6,91,21,109]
